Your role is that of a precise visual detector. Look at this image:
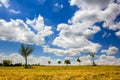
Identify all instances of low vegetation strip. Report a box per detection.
[0,66,120,80]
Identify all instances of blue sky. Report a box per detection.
[0,0,120,65]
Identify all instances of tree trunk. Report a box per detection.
[25,56,28,68]
[92,58,96,66]
[92,58,94,66]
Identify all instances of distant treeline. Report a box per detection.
[0,60,40,67]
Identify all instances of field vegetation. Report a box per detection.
[0,66,120,80]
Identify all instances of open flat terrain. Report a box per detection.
[0,66,120,80]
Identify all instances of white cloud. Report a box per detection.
[73,54,120,65]
[51,23,101,55]
[69,0,111,10]
[101,46,119,55]
[102,3,120,29]
[44,5,101,56]
[69,0,120,38]
[43,46,81,56]
[9,9,20,14]
[44,33,101,56]
[77,54,120,65]
[78,55,92,65]
[70,2,120,26]
[0,0,9,8]
[70,9,100,24]
[47,0,119,56]
[57,23,100,39]
[96,54,120,65]
[0,15,53,45]
[54,3,63,9]
[116,30,120,37]
[101,50,107,53]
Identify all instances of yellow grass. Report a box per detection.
[0,66,120,80]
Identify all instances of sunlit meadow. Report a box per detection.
[0,66,120,80]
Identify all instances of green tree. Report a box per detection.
[3,60,12,67]
[58,61,61,64]
[19,44,34,68]
[48,61,51,65]
[89,53,96,66]
[64,60,71,66]
[77,58,81,65]
[0,63,2,66]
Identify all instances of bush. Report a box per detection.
[14,63,22,66]
[0,63,2,66]
[3,60,12,67]
[64,60,71,66]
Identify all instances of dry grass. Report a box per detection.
[0,66,120,80]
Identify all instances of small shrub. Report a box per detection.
[3,60,12,67]
[0,63,2,66]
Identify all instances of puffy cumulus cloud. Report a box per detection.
[0,0,9,8]
[116,30,120,37]
[77,54,120,65]
[77,55,92,65]
[101,46,119,55]
[96,54,120,65]
[53,35,101,52]
[43,46,81,56]
[44,12,101,56]
[0,53,24,63]
[70,2,120,26]
[44,0,119,57]
[0,15,53,45]
[102,3,120,29]
[51,23,101,54]
[69,0,120,37]
[26,15,53,37]
[69,9,101,24]
[44,36,101,56]
[26,15,45,31]
[57,23,100,38]
[69,0,111,10]
[74,54,120,65]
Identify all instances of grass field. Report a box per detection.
[0,66,120,80]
